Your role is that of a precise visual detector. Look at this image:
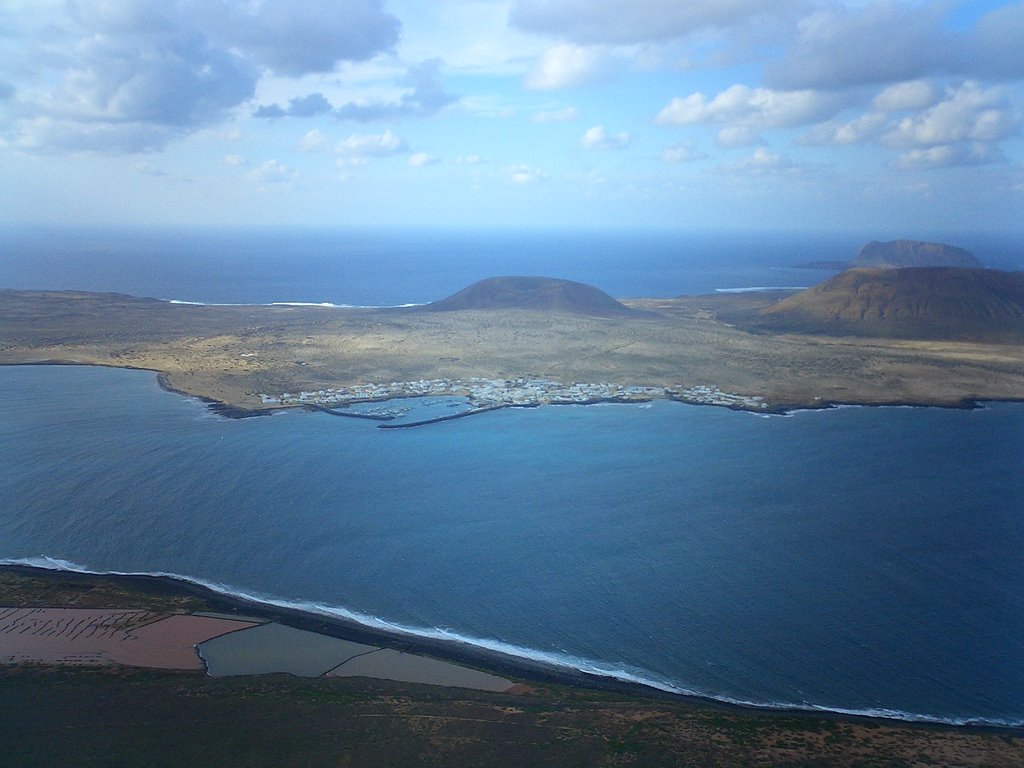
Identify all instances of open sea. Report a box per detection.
[1,227,1023,726]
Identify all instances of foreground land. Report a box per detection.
[1,289,1023,413]
[2,567,1022,768]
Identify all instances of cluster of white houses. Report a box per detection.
[675,385,769,409]
[259,378,769,411]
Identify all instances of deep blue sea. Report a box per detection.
[2,226,1022,304]
[1,227,1023,726]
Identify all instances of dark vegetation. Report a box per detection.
[6,663,1024,767]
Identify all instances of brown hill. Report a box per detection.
[754,267,1024,342]
[853,240,980,269]
[424,276,637,317]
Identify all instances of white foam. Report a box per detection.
[714,286,808,293]
[270,301,343,308]
[0,555,94,572]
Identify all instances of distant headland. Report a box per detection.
[793,239,982,272]
[853,240,981,269]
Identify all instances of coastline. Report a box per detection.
[4,286,1023,426]
[149,367,1022,421]
[4,361,1015,421]
[1,562,1019,735]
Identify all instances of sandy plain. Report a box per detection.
[1,289,1023,413]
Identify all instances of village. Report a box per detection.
[259,378,770,412]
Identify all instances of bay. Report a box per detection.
[1,364,1022,726]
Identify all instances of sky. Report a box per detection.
[0,0,1022,232]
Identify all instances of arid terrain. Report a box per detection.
[1,286,1023,413]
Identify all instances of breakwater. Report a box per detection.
[377,404,514,429]
[304,404,395,421]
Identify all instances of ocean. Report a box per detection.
[1,227,1023,726]
[2,225,1022,305]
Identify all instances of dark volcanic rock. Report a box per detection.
[754,267,1024,342]
[852,240,980,269]
[424,276,636,317]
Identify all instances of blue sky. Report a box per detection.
[1,0,1022,232]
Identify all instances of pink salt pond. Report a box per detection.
[0,607,257,670]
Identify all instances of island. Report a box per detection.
[2,266,1023,417]
[852,239,981,269]
[792,238,984,272]
[3,265,1024,766]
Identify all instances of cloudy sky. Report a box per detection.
[1,0,1022,231]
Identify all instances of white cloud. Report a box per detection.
[657,84,840,145]
[724,147,800,175]
[761,1,1024,89]
[201,0,399,77]
[334,130,408,164]
[800,113,888,146]
[0,0,401,154]
[657,85,837,129]
[872,81,937,114]
[970,2,1024,79]
[581,125,631,151]
[764,3,951,89]
[298,129,328,152]
[533,106,580,123]
[8,115,174,154]
[884,82,1019,148]
[509,0,795,45]
[715,125,763,148]
[221,154,247,166]
[408,152,439,167]
[660,141,706,164]
[387,0,544,76]
[131,160,171,178]
[247,159,297,183]
[508,164,549,184]
[526,43,605,90]
[800,80,1020,158]
[256,60,457,123]
[897,143,1005,170]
